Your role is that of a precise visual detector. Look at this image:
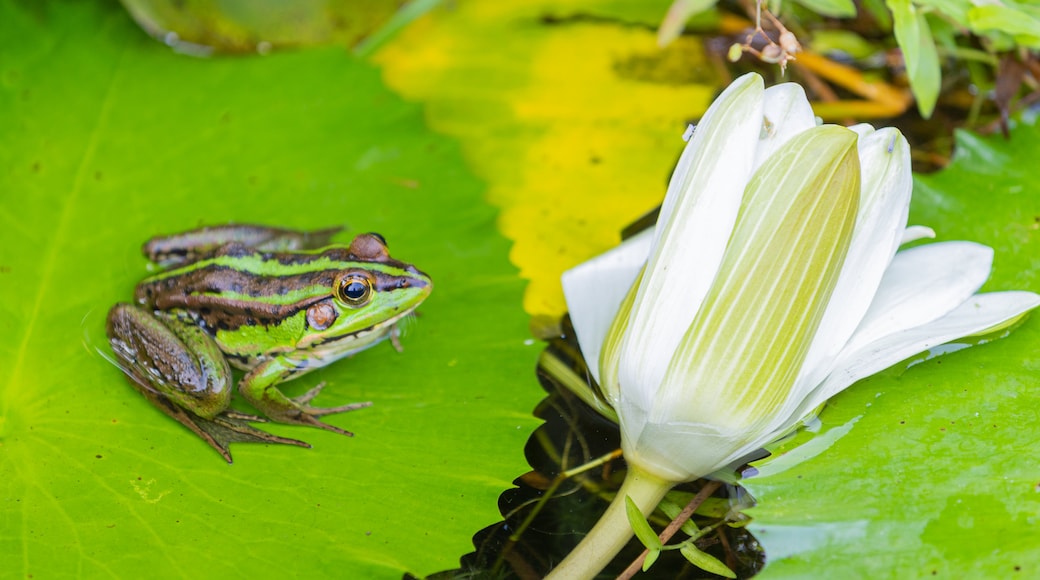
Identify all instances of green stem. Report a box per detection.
[546,465,674,579]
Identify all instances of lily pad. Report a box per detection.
[374,0,716,317]
[744,116,1040,577]
[0,1,540,577]
[117,0,404,53]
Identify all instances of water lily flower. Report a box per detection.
[549,72,1040,578]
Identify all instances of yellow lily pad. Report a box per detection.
[375,0,720,316]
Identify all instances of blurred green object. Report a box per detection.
[118,0,428,54]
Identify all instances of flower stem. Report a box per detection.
[546,465,674,579]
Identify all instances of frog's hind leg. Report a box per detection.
[106,303,309,463]
[137,387,311,463]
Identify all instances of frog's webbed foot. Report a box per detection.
[282,382,372,436]
[141,388,309,463]
[241,360,373,437]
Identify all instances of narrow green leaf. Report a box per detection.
[862,0,893,30]
[658,0,721,46]
[665,492,733,519]
[625,495,664,551]
[658,496,701,537]
[792,0,857,18]
[969,5,1040,49]
[354,0,443,57]
[680,543,738,578]
[643,548,662,571]
[810,30,880,59]
[915,0,969,26]
[888,0,941,117]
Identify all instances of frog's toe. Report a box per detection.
[194,411,310,463]
[294,381,329,405]
[242,379,373,437]
[304,401,373,417]
[291,384,372,418]
[284,400,374,436]
[210,410,312,458]
[288,414,356,436]
[138,388,310,463]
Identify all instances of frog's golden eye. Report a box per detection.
[337,275,373,306]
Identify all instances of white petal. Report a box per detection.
[790,291,1040,426]
[619,73,764,398]
[652,125,861,432]
[654,73,762,235]
[561,229,654,385]
[752,83,817,172]
[622,411,748,482]
[846,123,875,139]
[845,241,993,353]
[902,225,936,244]
[795,127,912,394]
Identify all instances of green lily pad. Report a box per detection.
[0,1,540,577]
[744,116,1040,577]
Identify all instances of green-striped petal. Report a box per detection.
[624,125,861,480]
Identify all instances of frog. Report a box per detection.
[105,224,432,462]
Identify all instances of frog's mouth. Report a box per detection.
[296,311,415,366]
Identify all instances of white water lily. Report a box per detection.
[548,72,1040,578]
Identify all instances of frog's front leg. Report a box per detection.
[238,357,372,436]
[106,304,309,462]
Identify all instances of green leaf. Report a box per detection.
[657,496,701,537]
[743,116,1040,577]
[887,0,941,118]
[915,0,969,27]
[810,30,881,59]
[625,494,664,551]
[354,0,444,57]
[862,0,893,30]
[657,0,720,46]
[0,1,540,577]
[791,0,857,19]
[680,543,738,578]
[968,5,1040,49]
[643,547,662,571]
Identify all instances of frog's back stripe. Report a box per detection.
[143,246,419,280]
[143,224,343,264]
[136,264,426,332]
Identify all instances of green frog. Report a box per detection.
[106,224,432,462]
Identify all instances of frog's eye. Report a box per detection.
[337,275,373,306]
[366,232,388,247]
